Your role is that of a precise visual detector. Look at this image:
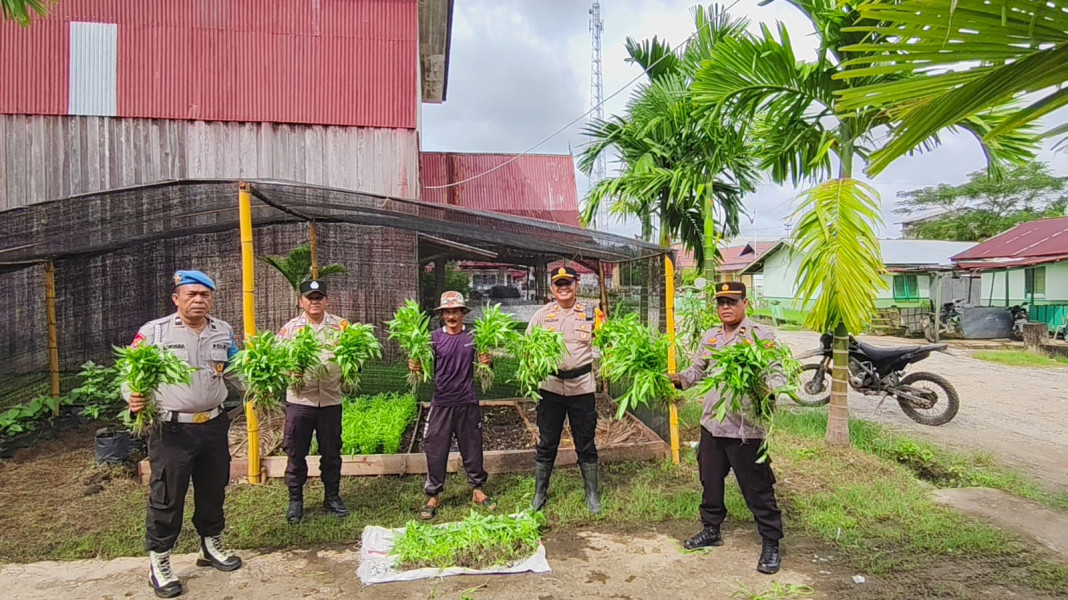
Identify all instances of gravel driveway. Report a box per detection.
[775,330,1068,492]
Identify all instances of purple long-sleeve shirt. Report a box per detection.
[430,326,478,406]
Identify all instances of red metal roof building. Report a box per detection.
[952,216,1068,269]
[671,242,776,274]
[419,152,582,226]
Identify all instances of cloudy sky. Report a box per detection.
[421,0,1067,241]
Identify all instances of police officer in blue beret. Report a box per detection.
[124,270,243,598]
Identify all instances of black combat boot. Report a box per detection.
[286,485,304,525]
[683,525,724,550]
[532,462,553,511]
[196,534,242,572]
[757,538,781,574]
[323,482,350,517]
[579,462,601,515]
[148,549,183,598]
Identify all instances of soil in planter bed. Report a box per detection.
[407,405,535,453]
[518,394,649,448]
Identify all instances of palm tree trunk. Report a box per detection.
[826,128,855,447]
[641,215,653,243]
[703,195,716,281]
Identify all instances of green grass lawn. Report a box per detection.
[972,350,1068,368]
[1,404,1065,597]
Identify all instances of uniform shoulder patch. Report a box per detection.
[339,319,349,330]
[131,332,145,348]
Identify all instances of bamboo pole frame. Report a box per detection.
[238,181,262,484]
[665,255,680,465]
[44,261,60,409]
[308,220,320,279]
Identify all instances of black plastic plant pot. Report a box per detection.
[94,428,130,465]
[55,415,80,432]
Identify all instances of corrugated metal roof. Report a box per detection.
[880,239,976,266]
[671,242,777,272]
[68,22,117,116]
[0,0,419,128]
[956,254,1068,270]
[420,153,581,226]
[952,216,1068,261]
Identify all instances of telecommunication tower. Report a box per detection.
[588,1,608,230]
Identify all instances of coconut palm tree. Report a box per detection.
[836,0,1068,175]
[258,245,347,309]
[578,6,757,275]
[2,0,50,25]
[691,0,1036,445]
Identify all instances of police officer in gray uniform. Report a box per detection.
[527,266,601,514]
[125,270,243,598]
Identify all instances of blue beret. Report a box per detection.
[173,270,216,290]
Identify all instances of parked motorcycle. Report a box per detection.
[1010,303,1030,341]
[794,334,960,426]
[919,298,965,342]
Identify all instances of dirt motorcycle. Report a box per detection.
[794,334,960,426]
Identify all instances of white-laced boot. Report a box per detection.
[197,534,243,572]
[149,550,182,598]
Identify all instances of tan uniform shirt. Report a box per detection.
[279,312,348,408]
[123,313,241,414]
[677,318,784,440]
[527,300,596,396]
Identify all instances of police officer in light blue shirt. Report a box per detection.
[125,270,243,598]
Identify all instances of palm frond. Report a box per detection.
[790,178,887,334]
[2,0,51,26]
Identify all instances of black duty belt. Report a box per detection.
[553,364,593,380]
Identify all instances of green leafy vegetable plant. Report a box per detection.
[387,300,433,393]
[472,304,518,392]
[230,331,291,412]
[286,326,324,381]
[391,510,545,571]
[338,392,418,454]
[595,313,678,419]
[696,336,801,461]
[114,344,196,434]
[509,326,565,401]
[330,323,382,391]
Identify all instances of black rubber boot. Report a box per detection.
[323,482,350,517]
[532,462,553,511]
[683,526,724,550]
[286,485,304,525]
[579,462,601,515]
[757,538,781,574]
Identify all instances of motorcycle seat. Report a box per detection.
[855,340,944,362]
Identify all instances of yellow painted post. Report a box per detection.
[44,261,61,410]
[239,182,262,484]
[665,256,680,465]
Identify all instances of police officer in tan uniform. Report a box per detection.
[278,279,351,524]
[528,266,601,514]
[670,281,784,575]
[125,270,242,599]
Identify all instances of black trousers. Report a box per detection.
[697,426,784,541]
[283,403,343,489]
[424,404,487,496]
[145,412,231,552]
[535,390,598,466]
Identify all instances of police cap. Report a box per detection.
[300,280,328,297]
[172,270,216,290]
[551,266,578,283]
[713,280,746,299]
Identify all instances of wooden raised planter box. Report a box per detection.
[138,397,669,484]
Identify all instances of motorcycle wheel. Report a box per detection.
[896,372,960,426]
[794,364,832,407]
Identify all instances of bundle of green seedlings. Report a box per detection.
[595,313,678,419]
[509,326,565,401]
[391,510,545,571]
[329,323,382,391]
[286,325,325,381]
[229,331,292,412]
[387,300,433,393]
[471,304,518,392]
[696,336,801,462]
[114,344,195,434]
[339,392,418,454]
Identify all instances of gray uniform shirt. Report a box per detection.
[677,318,784,440]
[527,300,596,396]
[279,312,347,408]
[123,313,242,413]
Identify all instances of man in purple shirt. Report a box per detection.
[409,291,494,519]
